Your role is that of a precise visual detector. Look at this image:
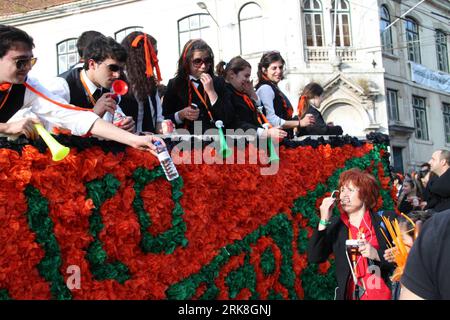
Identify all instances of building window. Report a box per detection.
[380,5,393,54]
[405,18,421,63]
[413,96,428,140]
[56,38,78,75]
[178,14,211,55]
[443,103,450,144]
[331,0,351,47]
[392,147,404,174]
[239,2,264,55]
[114,26,143,44]
[386,89,399,121]
[436,29,449,73]
[303,0,324,47]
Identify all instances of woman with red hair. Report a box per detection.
[308,168,396,300]
[296,82,343,136]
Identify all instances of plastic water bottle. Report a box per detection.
[154,141,179,181]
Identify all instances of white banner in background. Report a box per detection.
[410,62,450,94]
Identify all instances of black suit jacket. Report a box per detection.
[296,105,343,136]
[425,169,450,212]
[0,84,26,123]
[162,75,233,133]
[307,210,397,300]
[226,83,263,132]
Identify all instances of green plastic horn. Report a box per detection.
[215,120,232,158]
[34,123,70,161]
[262,123,280,163]
[267,138,280,163]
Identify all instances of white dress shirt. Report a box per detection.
[3,77,99,138]
[256,84,286,128]
[49,69,126,123]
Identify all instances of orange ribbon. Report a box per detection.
[297,95,307,117]
[131,34,162,82]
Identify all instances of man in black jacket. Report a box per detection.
[400,209,450,299]
[424,149,450,212]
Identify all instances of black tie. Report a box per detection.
[142,98,155,133]
[191,79,201,85]
[92,88,102,101]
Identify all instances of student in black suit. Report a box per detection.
[51,35,135,132]
[162,39,233,133]
[216,56,286,139]
[296,82,343,136]
[120,31,163,134]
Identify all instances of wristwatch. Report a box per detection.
[319,219,331,227]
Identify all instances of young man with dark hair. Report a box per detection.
[0,24,161,152]
[52,35,135,132]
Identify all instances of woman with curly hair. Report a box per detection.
[120,31,164,134]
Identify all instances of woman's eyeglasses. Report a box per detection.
[15,57,37,70]
[191,57,213,67]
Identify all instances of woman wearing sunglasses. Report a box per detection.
[120,31,164,134]
[162,39,233,133]
[308,168,397,300]
[255,51,315,137]
[216,56,286,139]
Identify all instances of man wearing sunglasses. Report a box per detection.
[51,35,135,132]
[0,24,162,154]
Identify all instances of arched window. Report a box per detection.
[380,5,393,54]
[178,14,211,54]
[331,0,351,47]
[436,29,449,72]
[114,26,143,44]
[239,2,264,55]
[405,17,421,63]
[56,38,78,75]
[303,0,324,47]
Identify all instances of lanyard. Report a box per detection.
[0,87,12,111]
[80,71,98,106]
[261,75,292,118]
[191,81,214,122]
[23,82,92,111]
[235,91,271,128]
